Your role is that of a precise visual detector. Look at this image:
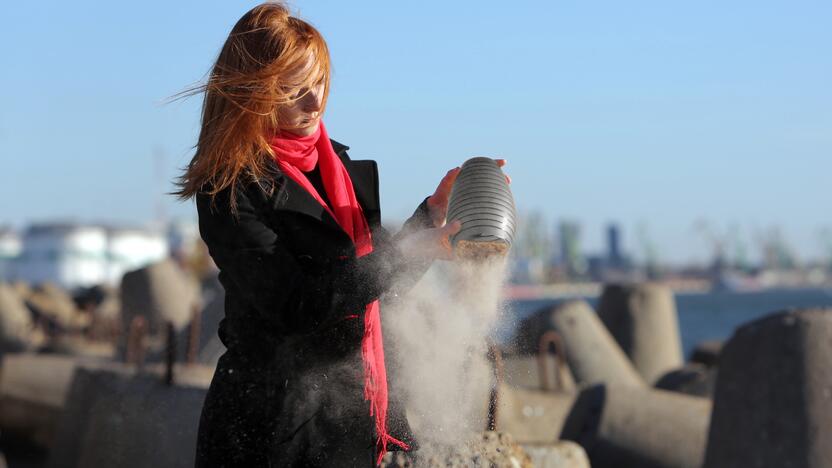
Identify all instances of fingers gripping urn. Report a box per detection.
[447,157,517,260]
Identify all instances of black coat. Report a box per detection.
[194,141,432,468]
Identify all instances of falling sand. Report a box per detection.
[384,243,510,462]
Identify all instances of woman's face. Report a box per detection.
[277,84,324,136]
[276,54,325,136]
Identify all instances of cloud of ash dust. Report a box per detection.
[383,256,509,450]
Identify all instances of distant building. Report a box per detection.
[13,224,107,288]
[558,221,586,277]
[607,223,622,267]
[105,227,168,285]
[167,219,200,259]
[510,256,547,284]
[586,223,635,282]
[0,228,22,280]
[12,223,167,289]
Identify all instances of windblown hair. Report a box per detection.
[174,2,331,210]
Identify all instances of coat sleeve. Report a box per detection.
[196,185,409,334]
[369,196,436,298]
[394,196,435,242]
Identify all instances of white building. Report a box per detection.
[105,227,169,285]
[167,218,200,258]
[0,228,22,281]
[12,223,168,290]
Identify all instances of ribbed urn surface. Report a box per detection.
[447,157,517,249]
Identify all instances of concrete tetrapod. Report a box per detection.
[704,308,832,468]
[29,282,89,331]
[547,300,644,388]
[0,353,125,449]
[501,354,576,392]
[120,259,200,335]
[495,383,576,445]
[688,339,722,368]
[597,283,683,384]
[48,366,210,468]
[0,283,33,353]
[193,274,226,366]
[521,442,590,468]
[561,384,711,468]
[654,363,716,398]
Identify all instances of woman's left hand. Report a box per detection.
[426,167,460,227]
[426,159,510,227]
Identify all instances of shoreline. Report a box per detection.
[504,280,832,300]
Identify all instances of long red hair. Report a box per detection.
[175,2,331,211]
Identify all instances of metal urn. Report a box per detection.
[447,157,517,259]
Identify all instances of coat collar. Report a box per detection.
[268,139,380,235]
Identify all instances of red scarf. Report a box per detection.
[269,122,408,465]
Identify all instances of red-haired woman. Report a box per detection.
[177,3,463,467]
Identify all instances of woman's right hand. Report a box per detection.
[397,220,462,261]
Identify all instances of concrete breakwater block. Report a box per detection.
[654,363,716,398]
[120,259,200,334]
[0,283,33,353]
[561,384,711,468]
[689,339,722,368]
[0,353,120,448]
[495,383,575,444]
[548,300,644,387]
[380,431,533,467]
[501,354,543,389]
[48,367,208,468]
[84,285,121,340]
[704,308,832,468]
[597,283,683,384]
[501,354,575,392]
[521,441,590,468]
[194,278,226,366]
[26,282,88,331]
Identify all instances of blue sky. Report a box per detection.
[1,1,829,264]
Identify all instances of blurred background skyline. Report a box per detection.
[1,0,830,266]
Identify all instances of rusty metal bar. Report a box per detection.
[125,315,147,369]
[165,322,176,386]
[186,305,201,365]
[537,330,569,392]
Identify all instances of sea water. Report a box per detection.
[499,287,832,357]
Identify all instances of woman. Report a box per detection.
[176,3,475,466]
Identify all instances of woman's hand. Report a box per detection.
[497,159,511,184]
[426,159,510,228]
[397,221,462,261]
[426,167,460,228]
